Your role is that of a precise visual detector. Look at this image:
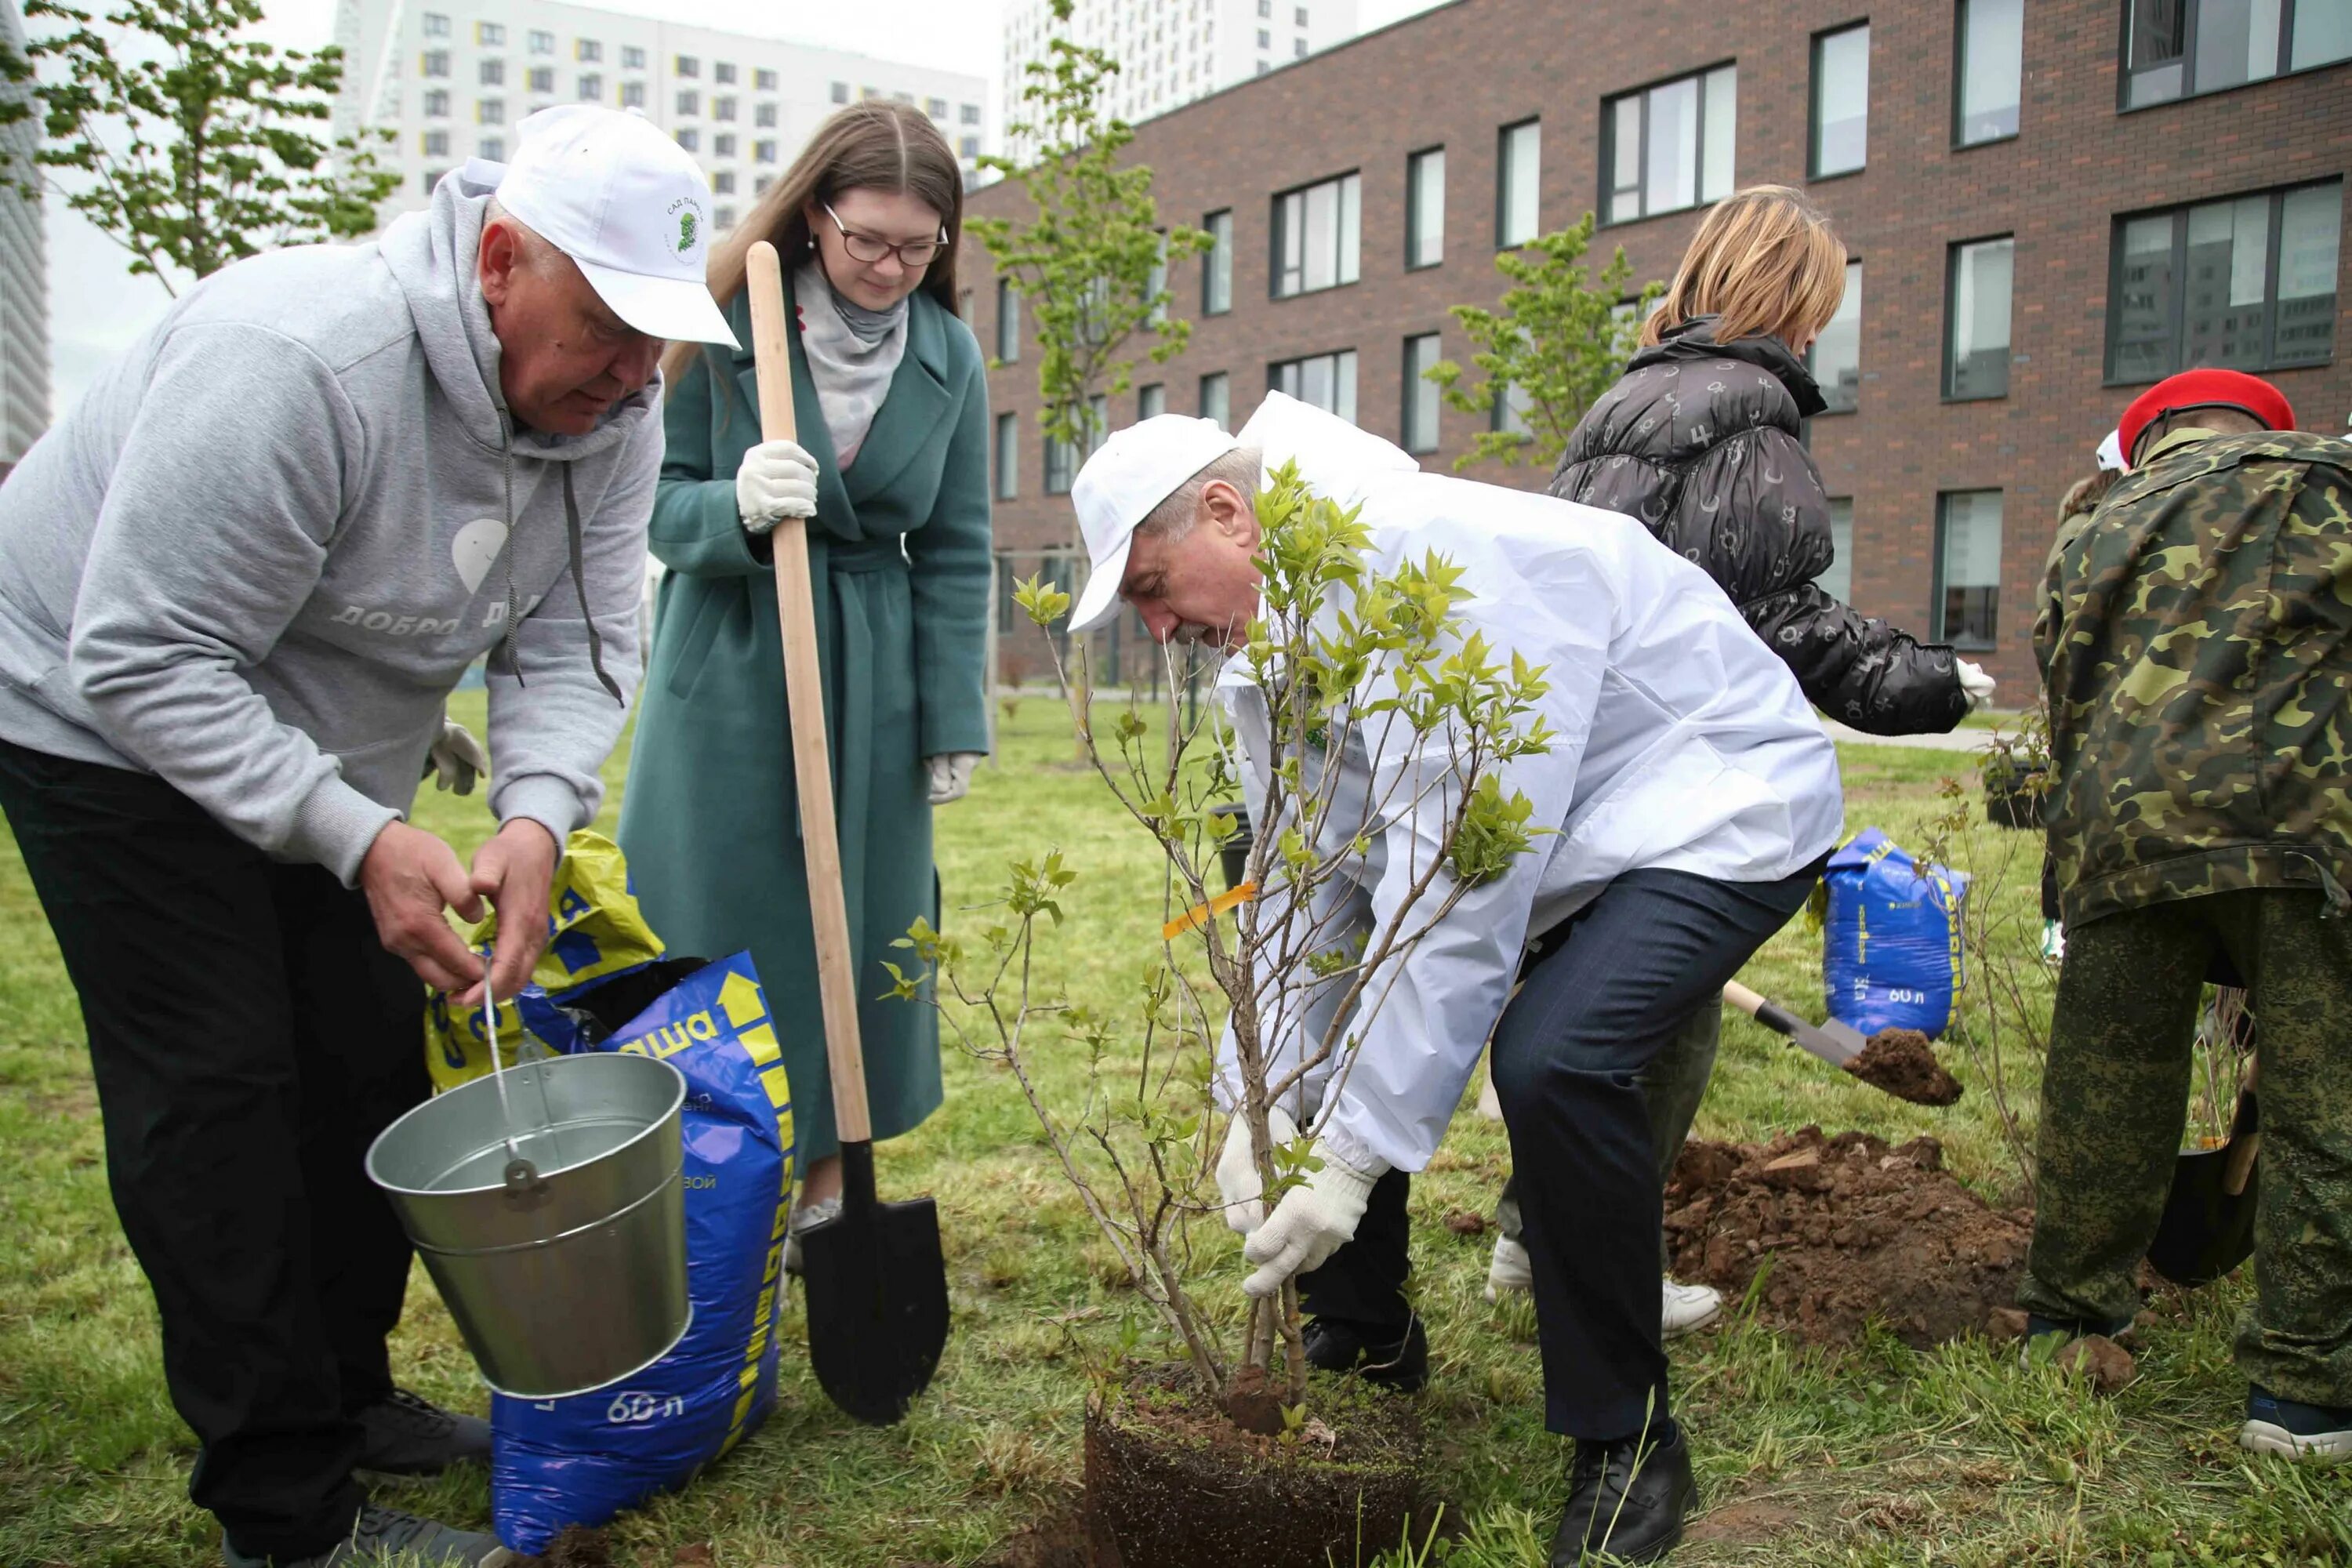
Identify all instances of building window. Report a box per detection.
[675,54,699,77]
[620,80,645,108]
[1933,491,2003,649]
[715,205,735,230]
[529,29,554,54]
[420,167,446,194]
[757,68,778,91]
[1809,260,1863,412]
[576,38,603,63]
[528,66,554,93]
[961,102,982,124]
[756,102,777,126]
[1147,232,1169,325]
[1945,237,2014,399]
[619,45,642,69]
[755,174,774,195]
[712,132,735,157]
[713,170,735,194]
[957,289,975,326]
[677,127,699,152]
[578,74,601,101]
[1402,332,1442,453]
[1955,0,2024,144]
[1492,381,1532,437]
[1258,27,1271,48]
[478,135,504,160]
[422,13,449,36]
[1602,67,1735,224]
[1272,174,1360,298]
[1199,371,1231,430]
[423,88,448,116]
[2107,180,2342,381]
[996,279,1021,362]
[2127,0,2352,106]
[1203,209,1233,314]
[1810,24,1869,178]
[714,96,737,121]
[1044,429,1075,495]
[1294,37,1307,56]
[830,80,850,103]
[1298,5,1310,20]
[1818,498,1855,603]
[479,58,504,86]
[995,412,1018,500]
[1495,118,1541,244]
[1259,0,1272,13]
[422,129,448,158]
[420,49,449,78]
[476,20,504,45]
[755,139,777,164]
[477,98,504,125]
[927,96,949,117]
[677,89,699,116]
[714,61,736,85]
[1406,147,1444,268]
[1139,383,1167,419]
[960,134,982,158]
[1270,350,1358,423]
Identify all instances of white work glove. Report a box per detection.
[425,716,489,795]
[1241,1140,1381,1298]
[925,752,983,804]
[735,437,819,535]
[1214,1105,1298,1236]
[1956,659,1997,710]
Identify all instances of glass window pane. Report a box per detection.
[2130,0,2187,72]
[2183,195,2270,368]
[2292,0,2352,68]
[1300,354,1331,412]
[1502,121,1541,244]
[994,413,1018,499]
[1937,491,2003,648]
[1648,76,1698,215]
[1304,180,1337,291]
[1335,351,1358,426]
[2194,0,2284,92]
[1948,238,2013,398]
[1409,151,1445,267]
[1812,261,1863,412]
[1610,96,1642,220]
[2275,182,2343,367]
[1701,66,1737,203]
[1403,333,1441,452]
[1207,211,1232,314]
[1813,27,1868,176]
[1338,174,1361,285]
[1200,372,1230,430]
[2111,213,2181,381]
[1818,498,1854,604]
[1958,0,2024,143]
[1140,384,1166,419]
[1278,191,1305,296]
[1494,380,1532,436]
[996,281,1020,362]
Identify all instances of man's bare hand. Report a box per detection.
[360,821,486,994]
[462,818,560,1007]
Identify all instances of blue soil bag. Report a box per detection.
[1822,828,1969,1040]
[488,950,797,1555]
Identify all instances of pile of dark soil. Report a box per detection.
[1845,1029,1965,1106]
[1083,1366,1428,1568]
[1664,1127,2030,1346]
[532,1526,615,1568]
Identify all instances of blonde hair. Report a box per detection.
[1641,185,1849,350]
[2056,470,2120,525]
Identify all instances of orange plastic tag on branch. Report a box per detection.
[1163,883,1258,942]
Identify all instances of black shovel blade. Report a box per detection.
[799,1145,949,1425]
[2147,1095,2260,1288]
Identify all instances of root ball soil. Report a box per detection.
[1844,1029,1965,1106]
[1665,1127,2030,1346]
[1083,1366,1428,1568]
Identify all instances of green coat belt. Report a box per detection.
[619,282,993,1162]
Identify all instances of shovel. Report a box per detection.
[745,239,949,1425]
[1722,979,1866,1069]
[2148,1057,2261,1288]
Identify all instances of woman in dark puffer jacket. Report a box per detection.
[1485,187,1994,1338]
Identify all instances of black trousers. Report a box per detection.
[1300,864,1818,1441]
[0,739,426,1560]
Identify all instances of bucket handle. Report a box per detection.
[482,952,543,1196]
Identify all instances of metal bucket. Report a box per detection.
[367,1051,691,1399]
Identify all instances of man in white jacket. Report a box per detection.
[1066,395,1843,1566]
[0,109,735,1568]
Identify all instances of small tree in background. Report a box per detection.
[967,0,1209,485]
[1427,213,1662,473]
[0,0,398,292]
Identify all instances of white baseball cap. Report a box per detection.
[2094,428,2127,473]
[1069,415,1241,633]
[466,105,739,347]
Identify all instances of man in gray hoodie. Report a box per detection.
[0,107,736,1567]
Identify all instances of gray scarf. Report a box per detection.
[797,260,909,468]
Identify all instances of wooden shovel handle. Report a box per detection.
[746,240,872,1146]
[1722,980,1767,1019]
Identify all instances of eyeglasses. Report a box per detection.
[822,202,948,268]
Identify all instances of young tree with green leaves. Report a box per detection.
[1426,213,1663,473]
[967,0,1209,477]
[0,0,398,292]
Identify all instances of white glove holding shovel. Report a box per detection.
[736,437,819,534]
[1241,1141,1381,1299]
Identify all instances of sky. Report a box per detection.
[44,0,1450,414]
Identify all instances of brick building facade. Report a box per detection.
[962,0,2351,695]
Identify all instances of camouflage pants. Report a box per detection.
[2021,888,2352,1406]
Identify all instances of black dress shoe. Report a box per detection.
[1551,1424,1695,1566]
[1301,1315,1428,1392]
[354,1388,492,1476]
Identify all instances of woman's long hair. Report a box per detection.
[1642,184,1849,350]
[661,101,965,386]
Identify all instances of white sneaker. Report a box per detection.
[1662,1277,1722,1339]
[1483,1233,1533,1302]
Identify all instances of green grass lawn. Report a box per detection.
[0,694,2343,1566]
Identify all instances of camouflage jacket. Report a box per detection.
[2036,427,2352,927]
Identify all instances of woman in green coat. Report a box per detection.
[621,102,990,1252]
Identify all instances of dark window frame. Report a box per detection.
[1807,257,1864,414]
[993,412,1018,500]
[1952,0,2024,147]
[1267,348,1359,421]
[1198,370,1231,430]
[2100,178,2343,384]
[1931,489,2004,650]
[1269,171,1362,299]
[2117,0,2348,111]
[1203,209,1234,315]
[1808,20,1871,180]
[1495,117,1541,246]
[1400,332,1442,453]
[1943,234,2015,401]
[1406,145,1445,270]
[1597,62,1737,227]
[995,278,1021,364]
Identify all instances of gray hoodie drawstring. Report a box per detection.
[493,407,623,707]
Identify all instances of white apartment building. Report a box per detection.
[0,0,49,470]
[332,0,991,233]
[1000,0,1357,163]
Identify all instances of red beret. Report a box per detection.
[2119,368,2296,465]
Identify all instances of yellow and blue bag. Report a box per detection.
[1822,827,1969,1039]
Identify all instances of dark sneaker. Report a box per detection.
[2241,1385,2352,1463]
[223,1504,515,1566]
[355,1388,492,1476]
[1551,1425,1696,1566]
[1302,1315,1428,1393]
[2018,1312,2135,1369]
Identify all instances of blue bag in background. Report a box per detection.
[489,951,796,1555]
[1821,828,1969,1040]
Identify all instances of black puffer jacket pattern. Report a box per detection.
[1549,318,1965,735]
